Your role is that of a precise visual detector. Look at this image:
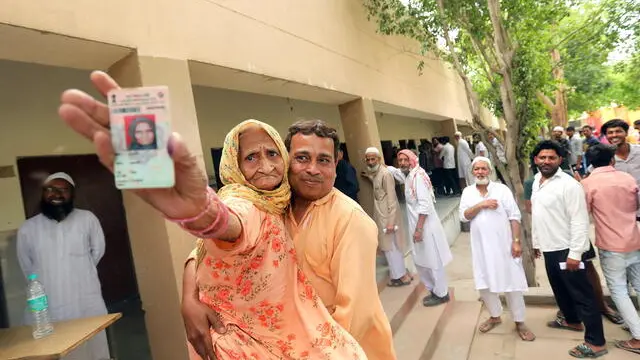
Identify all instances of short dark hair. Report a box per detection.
[566,126,575,132]
[285,119,340,159]
[440,136,450,144]
[586,144,615,168]
[601,119,629,135]
[532,140,566,158]
[582,124,594,130]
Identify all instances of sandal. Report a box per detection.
[387,278,411,287]
[603,311,625,325]
[547,319,583,332]
[479,318,502,333]
[569,344,608,358]
[615,340,640,355]
[516,324,536,341]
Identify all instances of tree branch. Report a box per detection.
[536,91,556,111]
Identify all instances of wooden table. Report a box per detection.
[0,313,122,360]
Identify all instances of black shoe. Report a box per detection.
[423,293,450,307]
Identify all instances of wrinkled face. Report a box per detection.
[238,127,285,191]
[365,153,379,168]
[288,133,336,201]
[398,153,411,173]
[472,161,491,185]
[454,134,461,141]
[42,179,72,205]
[535,149,562,178]
[134,122,155,145]
[605,126,627,147]
[582,127,593,138]
[552,130,563,140]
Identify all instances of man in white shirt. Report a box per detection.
[454,131,474,189]
[531,141,607,358]
[473,134,488,157]
[439,136,459,195]
[17,172,110,360]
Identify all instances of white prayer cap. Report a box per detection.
[44,172,75,187]
[365,147,380,155]
[553,126,564,132]
[471,156,492,169]
[454,131,462,136]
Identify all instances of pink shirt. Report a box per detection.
[581,166,640,252]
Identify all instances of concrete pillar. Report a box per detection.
[108,53,204,360]
[440,118,458,139]
[338,98,382,217]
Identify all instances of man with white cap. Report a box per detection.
[552,126,572,171]
[388,150,452,306]
[459,157,535,341]
[454,131,474,189]
[17,172,110,360]
[361,147,412,286]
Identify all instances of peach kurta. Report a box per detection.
[189,196,366,360]
[285,189,396,360]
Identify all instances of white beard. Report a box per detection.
[475,177,490,185]
[368,164,380,173]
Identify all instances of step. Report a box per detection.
[379,281,425,334]
[392,289,452,360]
[425,300,482,360]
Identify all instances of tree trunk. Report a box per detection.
[550,48,568,128]
[487,0,536,286]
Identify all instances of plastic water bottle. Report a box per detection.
[26,274,54,339]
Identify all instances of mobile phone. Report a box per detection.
[559,261,585,270]
[107,86,175,189]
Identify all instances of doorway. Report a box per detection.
[15,154,151,359]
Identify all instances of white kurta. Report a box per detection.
[459,182,528,293]
[389,166,453,269]
[17,209,110,360]
[457,139,474,185]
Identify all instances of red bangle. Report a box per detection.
[190,199,230,239]
[165,187,215,225]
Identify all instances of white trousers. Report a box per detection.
[417,265,448,297]
[384,235,406,280]
[480,289,526,322]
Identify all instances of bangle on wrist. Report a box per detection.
[513,238,520,243]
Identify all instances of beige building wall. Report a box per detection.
[1,0,471,123]
[376,113,445,142]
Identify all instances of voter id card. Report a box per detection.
[107,86,175,189]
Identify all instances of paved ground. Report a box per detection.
[448,232,637,359]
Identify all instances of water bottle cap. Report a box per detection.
[28,274,37,281]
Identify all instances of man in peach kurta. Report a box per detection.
[283,120,395,360]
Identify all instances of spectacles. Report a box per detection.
[43,186,71,195]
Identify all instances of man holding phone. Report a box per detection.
[531,140,607,358]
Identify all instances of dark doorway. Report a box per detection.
[380,141,394,166]
[16,155,139,306]
[339,143,351,163]
[399,140,407,149]
[211,148,224,190]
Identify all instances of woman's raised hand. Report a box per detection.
[58,71,208,220]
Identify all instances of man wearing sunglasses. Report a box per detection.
[17,172,110,360]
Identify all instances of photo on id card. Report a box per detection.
[107,86,175,189]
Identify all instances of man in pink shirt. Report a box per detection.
[581,144,640,355]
